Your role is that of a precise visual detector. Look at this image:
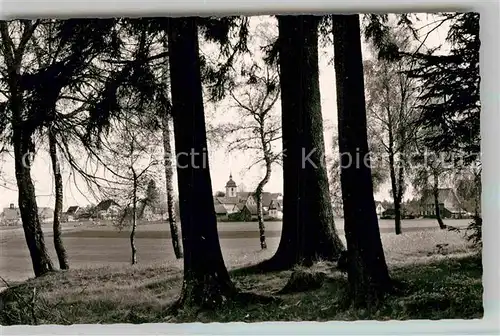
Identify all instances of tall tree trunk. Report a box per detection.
[473,170,481,217]
[48,128,69,269]
[263,15,344,271]
[168,17,235,308]
[332,14,392,307]
[396,163,405,214]
[131,173,138,265]
[432,172,446,229]
[3,40,54,277]
[14,129,54,277]
[255,160,271,250]
[162,111,183,259]
[386,106,402,235]
[388,152,402,235]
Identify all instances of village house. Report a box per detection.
[1,204,21,226]
[114,199,167,223]
[420,188,467,219]
[214,198,229,220]
[239,204,259,221]
[62,205,81,222]
[214,174,283,221]
[1,203,53,226]
[375,201,386,219]
[268,199,283,219]
[96,199,121,220]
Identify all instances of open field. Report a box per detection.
[0,219,472,283]
[0,218,482,324]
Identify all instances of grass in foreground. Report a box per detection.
[0,254,482,325]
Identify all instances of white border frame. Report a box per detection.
[1,1,499,335]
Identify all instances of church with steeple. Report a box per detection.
[225,173,237,198]
[213,173,283,219]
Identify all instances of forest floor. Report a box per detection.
[0,230,483,325]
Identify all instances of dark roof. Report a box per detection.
[67,206,80,214]
[96,199,120,211]
[214,203,228,215]
[238,192,280,206]
[216,196,239,205]
[225,174,237,188]
[217,191,281,208]
[237,191,252,199]
[243,204,259,215]
[261,192,280,207]
[421,188,464,212]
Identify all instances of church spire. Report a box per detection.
[225,172,237,196]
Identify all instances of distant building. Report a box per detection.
[214,174,283,221]
[240,204,259,221]
[117,200,167,222]
[268,199,283,219]
[375,201,386,218]
[96,199,121,220]
[420,188,467,219]
[61,205,81,222]
[1,203,53,225]
[1,203,21,226]
[214,198,229,220]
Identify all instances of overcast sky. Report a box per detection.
[0,14,449,210]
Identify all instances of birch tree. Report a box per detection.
[223,61,281,249]
[364,29,420,234]
[105,117,161,265]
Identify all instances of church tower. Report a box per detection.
[225,173,237,198]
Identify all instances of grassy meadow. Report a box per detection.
[0,223,483,324]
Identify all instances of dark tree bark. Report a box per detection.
[14,130,54,277]
[396,163,405,218]
[162,111,183,259]
[473,170,481,217]
[263,15,344,270]
[168,17,236,308]
[388,156,403,235]
[48,128,69,270]
[386,104,403,235]
[432,172,446,229]
[332,14,392,307]
[1,22,54,278]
